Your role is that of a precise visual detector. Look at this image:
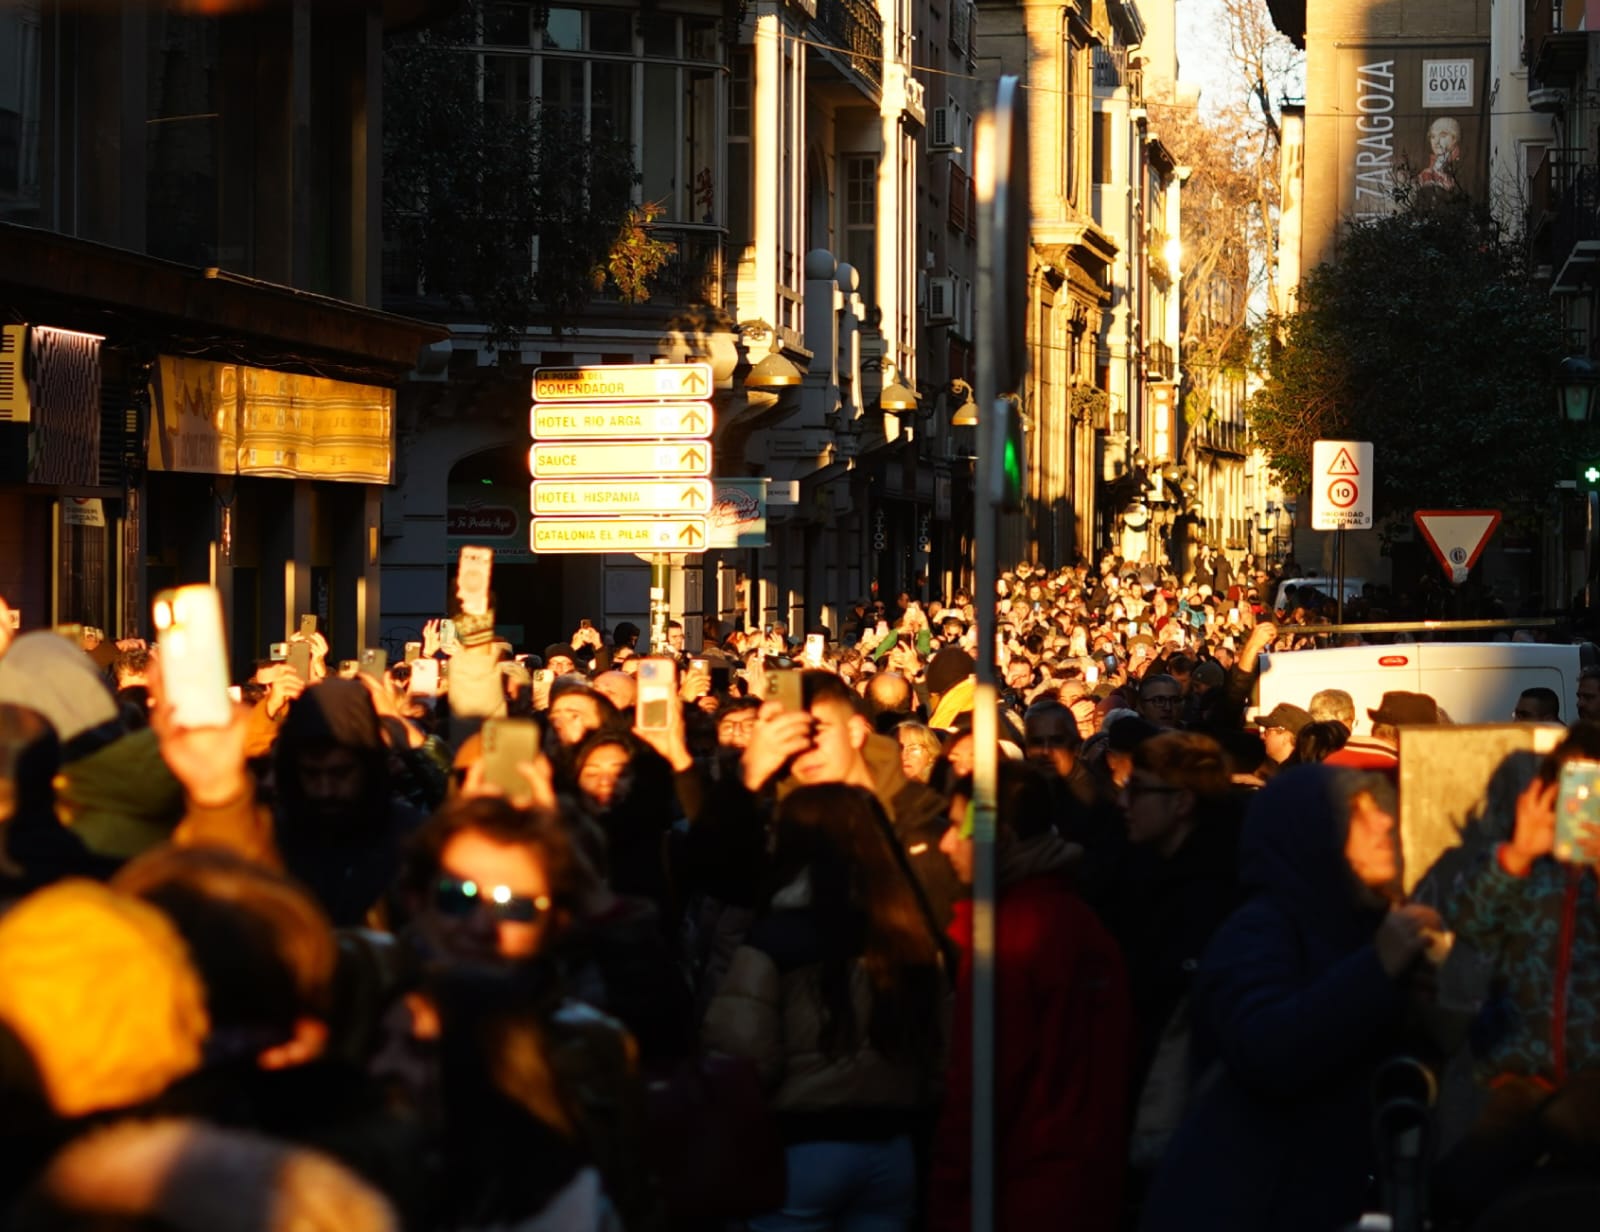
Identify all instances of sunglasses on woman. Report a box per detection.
[435,875,551,923]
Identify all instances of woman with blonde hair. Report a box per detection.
[896,721,943,784]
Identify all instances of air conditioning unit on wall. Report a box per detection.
[927,276,956,322]
[930,104,960,152]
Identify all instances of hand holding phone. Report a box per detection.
[152,586,233,730]
[480,717,543,800]
[803,634,825,667]
[636,657,678,732]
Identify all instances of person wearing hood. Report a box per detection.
[925,647,977,734]
[0,704,119,899]
[930,761,1132,1232]
[273,679,423,927]
[1140,765,1441,1232]
[0,632,184,859]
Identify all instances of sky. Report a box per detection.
[1175,0,1305,120]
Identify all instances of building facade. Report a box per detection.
[0,1,444,674]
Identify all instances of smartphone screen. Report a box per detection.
[481,717,541,797]
[1556,760,1600,863]
[636,656,677,732]
[1104,654,1118,672]
[286,640,312,683]
[358,647,388,680]
[410,657,440,697]
[768,668,804,712]
[152,586,233,729]
[710,664,732,693]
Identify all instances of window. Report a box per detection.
[728,49,753,248]
[1093,112,1113,184]
[843,154,878,306]
[477,9,729,227]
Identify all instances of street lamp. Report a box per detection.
[1558,354,1600,422]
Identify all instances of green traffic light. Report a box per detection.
[1587,466,1600,485]
[1003,435,1023,497]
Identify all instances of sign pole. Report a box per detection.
[1336,527,1346,624]
[972,74,1028,1232]
[649,554,671,654]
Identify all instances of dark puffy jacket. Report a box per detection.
[1141,766,1402,1232]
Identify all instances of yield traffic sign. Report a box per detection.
[530,441,712,479]
[1414,509,1501,585]
[531,516,709,554]
[532,363,712,403]
[531,402,713,440]
[532,479,712,516]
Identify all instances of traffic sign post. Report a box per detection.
[1414,509,1501,586]
[530,362,718,653]
[1311,440,1374,624]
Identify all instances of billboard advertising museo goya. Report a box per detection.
[1337,45,1488,225]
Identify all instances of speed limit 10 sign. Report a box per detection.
[1311,440,1374,531]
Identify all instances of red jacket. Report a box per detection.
[929,874,1132,1232]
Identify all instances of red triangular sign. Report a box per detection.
[1328,447,1360,476]
[1414,510,1501,585]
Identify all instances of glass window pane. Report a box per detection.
[483,3,528,45]
[543,8,581,50]
[590,9,632,53]
[685,19,718,61]
[728,144,751,248]
[641,13,676,57]
[684,69,717,223]
[539,58,584,124]
[484,55,529,123]
[729,49,751,138]
[590,61,631,142]
[642,65,677,218]
[846,230,875,304]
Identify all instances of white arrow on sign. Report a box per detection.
[531,516,709,554]
[529,441,713,479]
[531,479,712,516]
[531,402,712,441]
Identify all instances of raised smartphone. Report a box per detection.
[457,546,494,617]
[404,641,422,663]
[409,657,440,696]
[286,640,312,683]
[767,668,804,712]
[152,585,233,730]
[269,642,289,662]
[358,647,388,681]
[1555,759,1600,863]
[299,614,317,639]
[481,717,541,797]
[636,656,677,732]
[804,634,825,667]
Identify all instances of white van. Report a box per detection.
[1253,642,1581,734]
[1272,576,1367,613]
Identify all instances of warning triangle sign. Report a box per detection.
[1328,447,1360,476]
[1414,510,1501,585]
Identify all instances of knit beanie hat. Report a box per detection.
[0,880,208,1116]
[925,647,976,697]
[0,633,119,754]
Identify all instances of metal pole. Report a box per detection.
[648,554,670,654]
[1336,527,1346,625]
[970,84,1006,1232]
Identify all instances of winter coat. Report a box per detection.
[930,847,1132,1232]
[1141,766,1404,1232]
[58,727,185,858]
[1449,848,1600,1083]
[702,890,935,1143]
[860,731,963,931]
[1109,800,1243,1085]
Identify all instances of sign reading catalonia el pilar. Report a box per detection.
[529,363,714,554]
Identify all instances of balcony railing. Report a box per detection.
[1550,166,1600,292]
[1527,0,1587,84]
[816,0,882,86]
[1094,46,1127,88]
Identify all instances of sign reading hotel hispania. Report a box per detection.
[1339,45,1487,227]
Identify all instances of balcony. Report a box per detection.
[1551,165,1600,294]
[1527,0,1588,85]
[815,0,882,87]
[1094,46,1127,88]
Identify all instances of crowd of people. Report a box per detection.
[0,547,1597,1232]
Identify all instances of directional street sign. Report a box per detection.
[1311,439,1374,530]
[532,517,709,554]
[532,363,712,403]
[532,479,712,516]
[532,402,712,441]
[530,441,712,479]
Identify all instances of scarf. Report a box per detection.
[928,675,977,732]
